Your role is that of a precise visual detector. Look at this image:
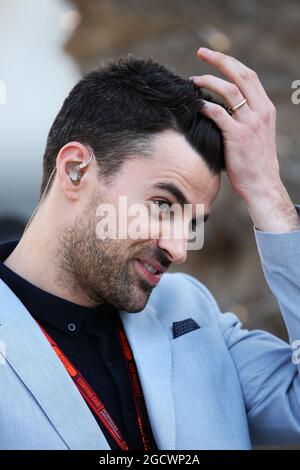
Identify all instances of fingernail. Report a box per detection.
[189,76,196,81]
[198,47,212,55]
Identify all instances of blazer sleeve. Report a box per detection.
[196,205,300,445]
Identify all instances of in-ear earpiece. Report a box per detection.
[67,150,94,186]
[67,163,82,185]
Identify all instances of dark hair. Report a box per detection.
[40,55,225,197]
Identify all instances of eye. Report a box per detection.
[152,200,173,213]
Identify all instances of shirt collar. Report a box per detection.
[0,239,106,338]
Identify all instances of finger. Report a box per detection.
[190,74,249,119]
[197,48,269,111]
[199,99,235,132]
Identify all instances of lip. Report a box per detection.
[135,258,167,274]
[134,258,165,287]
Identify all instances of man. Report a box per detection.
[0,47,300,450]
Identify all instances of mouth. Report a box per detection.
[134,258,166,287]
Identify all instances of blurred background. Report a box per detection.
[0,0,299,341]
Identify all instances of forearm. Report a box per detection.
[254,214,300,342]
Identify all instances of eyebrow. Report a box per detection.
[152,182,210,224]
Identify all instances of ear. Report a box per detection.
[56,142,94,200]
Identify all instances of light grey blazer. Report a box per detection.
[1,222,300,449]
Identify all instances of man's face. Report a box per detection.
[59,130,220,312]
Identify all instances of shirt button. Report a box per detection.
[107,360,112,367]
[68,323,76,332]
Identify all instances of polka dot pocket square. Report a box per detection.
[172,318,201,339]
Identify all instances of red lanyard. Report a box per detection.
[37,317,153,451]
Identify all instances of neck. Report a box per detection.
[3,209,98,308]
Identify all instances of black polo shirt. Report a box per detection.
[0,240,157,450]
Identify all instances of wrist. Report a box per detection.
[242,180,300,232]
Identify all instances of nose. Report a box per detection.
[157,236,188,265]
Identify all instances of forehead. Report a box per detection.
[110,129,221,208]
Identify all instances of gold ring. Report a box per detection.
[229,98,248,113]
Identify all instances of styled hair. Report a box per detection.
[40,55,225,197]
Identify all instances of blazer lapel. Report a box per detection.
[120,304,176,450]
[0,279,110,450]
[0,278,177,450]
